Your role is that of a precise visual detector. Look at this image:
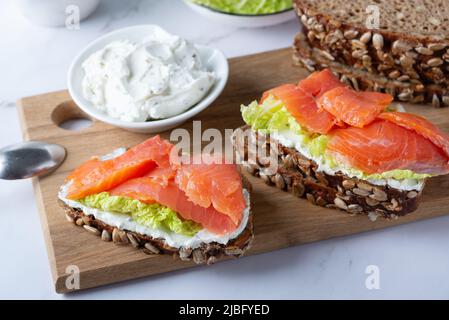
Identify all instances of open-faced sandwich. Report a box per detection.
[59,136,253,265]
[233,69,449,220]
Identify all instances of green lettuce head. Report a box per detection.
[190,0,293,15]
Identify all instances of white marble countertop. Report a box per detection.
[1,0,448,300]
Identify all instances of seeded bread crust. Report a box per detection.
[59,175,253,265]
[293,0,449,106]
[293,32,449,107]
[233,126,423,219]
[295,0,449,39]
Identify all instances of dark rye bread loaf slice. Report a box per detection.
[232,126,423,220]
[293,31,449,107]
[59,175,253,265]
[293,0,449,106]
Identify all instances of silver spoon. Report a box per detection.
[0,141,66,180]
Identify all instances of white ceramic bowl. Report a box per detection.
[68,25,229,133]
[183,1,296,28]
[17,0,101,27]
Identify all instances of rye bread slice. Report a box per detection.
[295,0,449,39]
[59,175,253,265]
[293,31,449,107]
[293,0,449,105]
[232,126,423,220]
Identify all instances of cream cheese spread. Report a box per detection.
[82,26,215,122]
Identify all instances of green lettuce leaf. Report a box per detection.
[266,107,290,132]
[309,135,329,159]
[364,170,431,180]
[80,192,202,237]
[241,97,283,131]
[242,95,309,136]
[190,0,293,15]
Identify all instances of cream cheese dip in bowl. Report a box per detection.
[68,25,228,133]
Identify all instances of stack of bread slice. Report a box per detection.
[292,0,449,107]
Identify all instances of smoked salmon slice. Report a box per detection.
[328,120,449,175]
[66,158,103,182]
[378,112,449,157]
[66,136,173,200]
[262,84,336,134]
[297,69,345,97]
[318,86,392,128]
[110,178,238,235]
[144,165,177,187]
[175,155,246,226]
[260,70,348,134]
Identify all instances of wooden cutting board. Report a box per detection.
[17,48,449,293]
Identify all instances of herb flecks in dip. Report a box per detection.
[82,26,215,122]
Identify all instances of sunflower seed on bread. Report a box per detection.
[293,0,449,105]
[293,31,449,106]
